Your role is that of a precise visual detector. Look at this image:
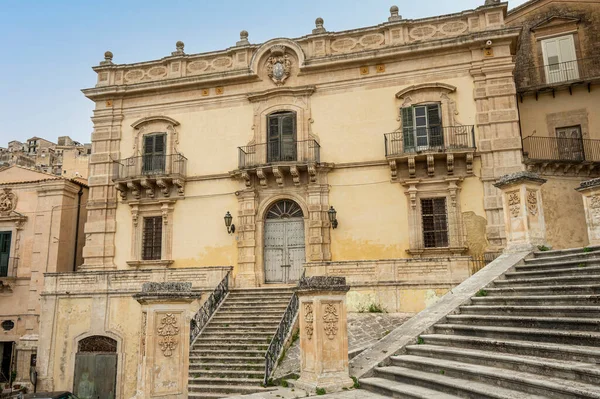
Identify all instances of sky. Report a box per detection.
[0,0,529,146]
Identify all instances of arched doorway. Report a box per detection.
[264,199,305,283]
[73,335,117,399]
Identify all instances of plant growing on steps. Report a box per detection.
[538,245,550,251]
[584,247,592,253]
[316,387,326,395]
[352,376,360,389]
[417,337,424,344]
[475,289,488,297]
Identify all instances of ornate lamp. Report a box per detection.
[224,211,235,234]
[328,206,338,229]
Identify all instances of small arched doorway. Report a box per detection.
[73,335,117,399]
[264,200,305,284]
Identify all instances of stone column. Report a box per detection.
[295,276,353,394]
[494,172,547,252]
[133,282,200,399]
[576,178,600,246]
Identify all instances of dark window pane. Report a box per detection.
[421,198,449,248]
[142,217,162,260]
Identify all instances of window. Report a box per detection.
[142,216,162,260]
[541,35,579,84]
[556,125,584,161]
[142,133,166,174]
[0,232,11,277]
[421,198,449,248]
[401,104,443,152]
[267,111,296,163]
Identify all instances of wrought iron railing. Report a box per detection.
[469,252,502,275]
[515,56,600,90]
[0,257,18,278]
[113,153,187,180]
[385,125,475,157]
[190,271,230,343]
[238,139,320,169]
[522,136,600,163]
[264,288,300,385]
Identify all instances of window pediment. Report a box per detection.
[395,83,457,99]
[131,116,180,130]
[531,16,580,33]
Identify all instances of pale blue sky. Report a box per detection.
[0,0,528,145]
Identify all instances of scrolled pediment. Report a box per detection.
[395,83,457,99]
[131,116,180,130]
[531,16,580,32]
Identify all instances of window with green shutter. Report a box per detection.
[400,103,443,152]
[142,133,166,174]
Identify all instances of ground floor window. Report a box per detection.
[421,197,449,248]
[142,216,162,260]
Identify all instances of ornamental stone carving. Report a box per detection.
[0,188,17,216]
[507,191,520,218]
[323,303,339,340]
[266,47,292,86]
[304,303,314,340]
[526,190,538,216]
[590,195,600,223]
[157,313,179,357]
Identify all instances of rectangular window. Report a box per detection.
[421,198,449,248]
[556,125,584,161]
[541,35,579,84]
[142,217,162,260]
[142,133,166,174]
[401,104,443,152]
[0,231,12,277]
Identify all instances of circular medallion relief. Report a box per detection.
[2,320,15,331]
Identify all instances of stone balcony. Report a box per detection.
[113,154,187,201]
[385,125,476,180]
[522,136,600,176]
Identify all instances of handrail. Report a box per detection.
[264,290,299,385]
[515,56,600,90]
[238,139,320,169]
[522,136,600,163]
[384,125,475,157]
[190,270,230,344]
[113,153,188,180]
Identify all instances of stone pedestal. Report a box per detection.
[576,178,600,246]
[133,282,200,399]
[294,276,353,394]
[494,172,547,252]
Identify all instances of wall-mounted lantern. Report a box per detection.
[224,211,235,234]
[328,206,338,229]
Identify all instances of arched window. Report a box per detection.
[267,111,297,163]
[78,335,117,353]
[266,200,304,219]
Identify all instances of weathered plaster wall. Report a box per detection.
[541,176,589,249]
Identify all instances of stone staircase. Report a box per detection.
[188,286,294,398]
[361,247,600,398]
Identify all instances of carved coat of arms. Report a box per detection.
[0,188,17,216]
[266,54,292,86]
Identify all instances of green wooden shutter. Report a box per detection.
[427,104,443,147]
[401,107,415,152]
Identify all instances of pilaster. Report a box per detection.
[576,178,600,246]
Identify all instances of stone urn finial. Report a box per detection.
[236,30,250,46]
[388,5,402,22]
[313,17,326,34]
[172,41,185,55]
[101,50,113,65]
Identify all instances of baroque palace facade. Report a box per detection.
[28,0,600,397]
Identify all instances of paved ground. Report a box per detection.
[273,312,413,379]
[229,387,386,398]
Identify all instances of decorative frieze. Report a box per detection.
[323,303,339,340]
[304,303,314,340]
[157,313,179,357]
[0,188,17,215]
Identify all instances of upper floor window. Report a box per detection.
[267,111,296,163]
[401,104,442,152]
[142,133,166,174]
[541,35,579,84]
[142,216,162,260]
[556,125,584,161]
[421,198,448,248]
[0,231,12,277]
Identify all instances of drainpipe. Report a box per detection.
[72,187,83,271]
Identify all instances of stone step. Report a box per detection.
[208,319,281,327]
[445,314,600,331]
[224,297,291,303]
[225,293,293,300]
[198,330,276,337]
[459,305,600,318]
[190,349,266,357]
[470,294,600,306]
[483,285,600,296]
[372,365,544,399]
[493,274,600,287]
[189,362,265,372]
[193,343,269,351]
[388,355,600,398]
[405,344,600,385]
[359,377,461,399]
[211,314,283,322]
[190,355,265,363]
[229,287,294,293]
[420,334,600,363]
[189,369,264,379]
[504,265,600,279]
[517,257,600,271]
[433,324,600,346]
[188,377,264,387]
[531,245,600,259]
[188,383,267,394]
[219,304,289,311]
[212,310,285,317]
[195,337,273,346]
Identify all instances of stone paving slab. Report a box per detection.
[274,312,413,379]
[229,387,386,398]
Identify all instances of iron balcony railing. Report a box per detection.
[238,139,320,169]
[515,56,600,90]
[113,153,187,180]
[190,271,230,344]
[385,125,475,157]
[522,136,600,163]
[0,257,18,278]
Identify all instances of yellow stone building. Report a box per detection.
[30,0,600,397]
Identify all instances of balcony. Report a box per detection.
[0,257,18,292]
[235,140,322,187]
[522,136,600,175]
[515,56,600,95]
[384,125,476,179]
[113,154,187,200]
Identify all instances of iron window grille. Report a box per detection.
[421,198,449,248]
[142,216,162,260]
